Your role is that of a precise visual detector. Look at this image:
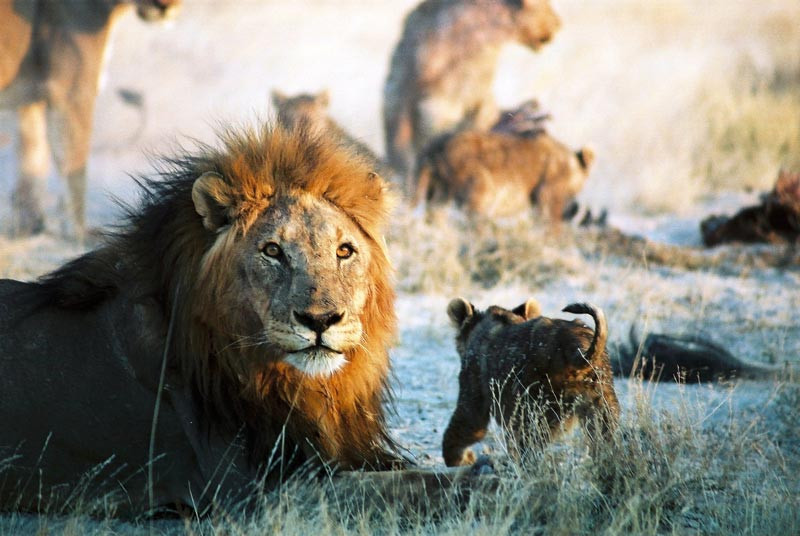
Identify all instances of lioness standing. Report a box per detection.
[443,298,619,466]
[383,0,560,190]
[0,0,179,238]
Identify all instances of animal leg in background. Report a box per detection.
[12,101,49,235]
[49,80,97,241]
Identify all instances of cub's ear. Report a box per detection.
[316,89,330,107]
[271,89,287,106]
[512,298,541,320]
[447,297,474,328]
[576,146,595,170]
[192,172,234,231]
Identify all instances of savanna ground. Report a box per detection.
[1,0,799,533]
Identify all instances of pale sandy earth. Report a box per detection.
[0,0,798,532]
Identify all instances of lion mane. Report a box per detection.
[1,122,402,512]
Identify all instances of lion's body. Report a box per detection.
[382,0,560,187]
[415,128,594,221]
[0,0,178,238]
[0,280,213,512]
[0,123,404,514]
[442,299,619,466]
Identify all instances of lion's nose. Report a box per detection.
[293,310,344,335]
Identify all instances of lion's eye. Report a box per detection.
[336,243,354,259]
[262,242,282,258]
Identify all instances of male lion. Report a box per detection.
[415,119,595,222]
[383,0,560,189]
[0,0,179,238]
[443,298,619,466]
[0,122,486,515]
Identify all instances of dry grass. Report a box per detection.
[3,380,797,535]
[387,205,588,294]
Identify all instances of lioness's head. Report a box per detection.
[271,90,331,135]
[134,0,181,22]
[513,0,561,50]
[185,124,394,379]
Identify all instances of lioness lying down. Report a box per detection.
[443,298,620,466]
[414,119,595,221]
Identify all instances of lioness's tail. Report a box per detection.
[562,302,607,363]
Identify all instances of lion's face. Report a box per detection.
[515,0,561,51]
[193,173,376,378]
[244,193,371,376]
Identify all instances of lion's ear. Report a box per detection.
[316,89,330,108]
[447,298,474,328]
[576,146,595,170]
[271,89,287,107]
[192,172,234,231]
[512,298,541,320]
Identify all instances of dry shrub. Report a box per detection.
[387,204,587,294]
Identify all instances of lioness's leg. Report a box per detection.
[329,463,497,514]
[12,100,49,236]
[442,397,490,467]
[384,102,415,190]
[50,92,93,241]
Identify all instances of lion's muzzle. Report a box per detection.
[293,310,344,338]
[277,308,357,376]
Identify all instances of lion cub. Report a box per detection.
[414,119,595,221]
[442,298,619,466]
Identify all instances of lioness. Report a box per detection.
[443,298,619,466]
[0,122,487,516]
[0,0,179,238]
[415,121,595,222]
[383,0,560,189]
[271,89,393,179]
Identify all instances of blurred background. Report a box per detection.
[1,0,797,237]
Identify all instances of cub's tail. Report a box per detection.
[562,302,607,363]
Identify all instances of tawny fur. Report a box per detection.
[0,121,405,514]
[271,89,393,178]
[442,298,619,466]
[0,0,179,238]
[383,0,560,188]
[415,125,595,221]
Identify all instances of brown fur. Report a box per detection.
[415,122,595,221]
[271,89,393,178]
[383,0,560,189]
[442,298,619,466]
[0,0,179,238]
[0,122,408,514]
[701,169,800,246]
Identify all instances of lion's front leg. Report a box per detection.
[326,460,496,514]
